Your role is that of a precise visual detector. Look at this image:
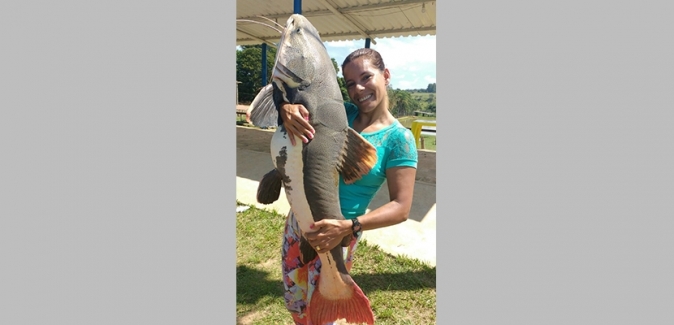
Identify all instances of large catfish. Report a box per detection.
[249,14,377,325]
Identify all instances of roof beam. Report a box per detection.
[371,26,436,36]
[341,0,433,12]
[313,0,377,44]
[239,0,435,21]
[319,26,436,40]
[238,25,436,45]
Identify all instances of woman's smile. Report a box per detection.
[358,94,373,102]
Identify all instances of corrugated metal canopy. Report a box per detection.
[236,0,436,47]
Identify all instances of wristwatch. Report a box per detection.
[351,218,362,236]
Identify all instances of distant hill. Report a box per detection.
[386,83,436,116]
[410,92,436,113]
[404,82,436,93]
[410,92,436,101]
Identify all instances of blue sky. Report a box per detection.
[324,35,436,90]
[237,35,436,91]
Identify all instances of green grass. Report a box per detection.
[236,202,436,325]
[418,135,436,151]
[396,116,436,129]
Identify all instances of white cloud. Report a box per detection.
[396,80,414,89]
[324,35,435,90]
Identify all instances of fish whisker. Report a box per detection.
[236,19,283,34]
[256,16,286,31]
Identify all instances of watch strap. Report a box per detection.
[351,218,362,236]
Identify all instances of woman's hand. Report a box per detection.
[305,219,351,252]
[279,102,315,146]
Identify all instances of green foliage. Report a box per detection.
[390,83,436,115]
[331,57,339,73]
[332,57,350,102]
[406,83,436,94]
[388,87,422,117]
[236,45,277,103]
[337,77,350,102]
[409,92,436,114]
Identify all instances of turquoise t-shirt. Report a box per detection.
[339,102,418,219]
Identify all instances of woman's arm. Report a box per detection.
[278,102,315,146]
[305,166,417,251]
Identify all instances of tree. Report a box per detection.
[332,58,350,102]
[426,83,436,93]
[387,87,419,117]
[236,45,277,103]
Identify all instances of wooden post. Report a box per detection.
[420,136,425,149]
[236,81,241,105]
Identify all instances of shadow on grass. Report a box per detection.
[236,265,285,305]
[238,264,435,306]
[353,269,436,294]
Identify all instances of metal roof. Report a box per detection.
[236,0,436,47]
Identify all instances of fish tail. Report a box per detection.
[309,274,375,325]
[256,169,284,204]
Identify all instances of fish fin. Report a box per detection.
[309,273,375,325]
[299,236,318,264]
[338,128,378,184]
[247,84,278,128]
[256,169,283,204]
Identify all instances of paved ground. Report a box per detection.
[235,125,436,267]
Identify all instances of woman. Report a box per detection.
[280,48,418,325]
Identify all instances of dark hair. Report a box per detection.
[341,48,386,74]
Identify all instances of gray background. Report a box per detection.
[1,0,673,324]
[1,1,233,324]
[443,0,674,324]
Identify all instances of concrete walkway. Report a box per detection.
[236,126,436,267]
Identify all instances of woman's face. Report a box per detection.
[343,57,390,114]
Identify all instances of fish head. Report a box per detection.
[272,14,334,94]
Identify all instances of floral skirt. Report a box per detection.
[281,210,361,325]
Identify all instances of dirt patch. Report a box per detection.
[238,311,262,325]
[259,258,277,269]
